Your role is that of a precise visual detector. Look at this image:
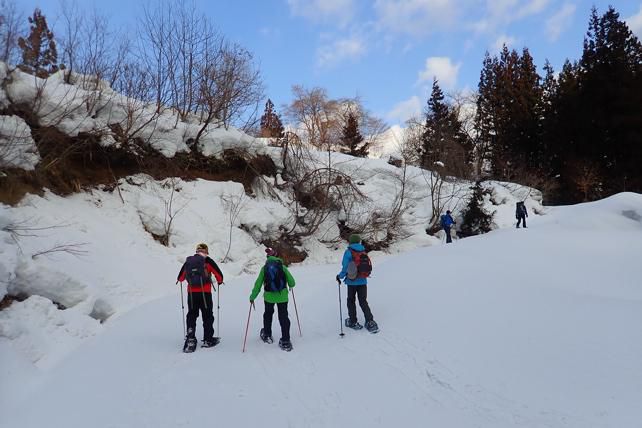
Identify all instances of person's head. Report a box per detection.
[446,210,451,215]
[349,233,361,244]
[265,247,278,257]
[195,243,209,256]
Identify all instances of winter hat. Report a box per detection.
[446,210,451,214]
[349,234,361,244]
[196,243,209,254]
[265,247,278,257]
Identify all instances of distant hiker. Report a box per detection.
[336,234,378,333]
[516,201,528,228]
[440,210,456,243]
[250,248,296,351]
[177,243,224,353]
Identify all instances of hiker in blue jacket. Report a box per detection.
[335,234,378,333]
[440,210,455,243]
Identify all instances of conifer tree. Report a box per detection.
[420,79,468,175]
[459,181,494,237]
[18,8,61,78]
[339,111,368,157]
[259,99,285,139]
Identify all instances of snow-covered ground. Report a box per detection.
[1,192,641,428]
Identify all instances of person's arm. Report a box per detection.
[249,267,265,301]
[337,250,351,280]
[177,263,186,282]
[283,265,296,288]
[205,257,224,284]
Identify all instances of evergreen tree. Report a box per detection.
[259,99,285,139]
[420,79,469,175]
[576,6,642,196]
[538,59,557,173]
[474,52,498,177]
[18,8,61,78]
[459,181,494,237]
[339,111,368,157]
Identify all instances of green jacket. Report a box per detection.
[249,256,296,304]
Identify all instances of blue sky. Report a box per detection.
[15,0,642,125]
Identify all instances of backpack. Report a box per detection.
[263,259,287,292]
[346,250,372,280]
[184,255,211,286]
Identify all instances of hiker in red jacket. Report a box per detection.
[177,243,224,352]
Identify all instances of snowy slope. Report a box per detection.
[1,193,641,428]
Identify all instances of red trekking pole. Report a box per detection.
[290,288,302,337]
[242,301,255,353]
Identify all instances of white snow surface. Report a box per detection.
[0,191,640,427]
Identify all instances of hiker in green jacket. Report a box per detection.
[250,248,296,351]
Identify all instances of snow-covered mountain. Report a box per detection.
[1,193,641,428]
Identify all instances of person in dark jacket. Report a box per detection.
[249,248,296,351]
[516,201,528,228]
[177,243,224,351]
[440,210,456,243]
[336,234,378,333]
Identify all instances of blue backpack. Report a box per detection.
[263,259,286,292]
[184,255,210,286]
[440,214,451,228]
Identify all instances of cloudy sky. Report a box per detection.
[16,0,642,125]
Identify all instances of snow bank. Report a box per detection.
[0,115,40,170]
[1,64,270,163]
[1,191,641,428]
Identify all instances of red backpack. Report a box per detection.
[347,250,372,280]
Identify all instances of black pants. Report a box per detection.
[186,292,214,340]
[444,226,452,243]
[264,301,291,341]
[517,215,527,228]
[347,285,373,323]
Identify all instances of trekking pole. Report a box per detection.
[290,288,302,337]
[242,301,255,353]
[177,281,186,337]
[216,282,223,338]
[337,279,345,337]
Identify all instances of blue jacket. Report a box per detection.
[440,213,454,228]
[337,243,368,286]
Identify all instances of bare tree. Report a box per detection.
[285,85,342,150]
[220,191,246,262]
[0,0,24,65]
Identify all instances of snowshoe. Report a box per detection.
[201,337,221,348]
[345,318,363,330]
[260,328,274,344]
[278,338,293,352]
[365,320,379,334]
[183,336,197,353]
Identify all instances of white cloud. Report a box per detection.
[287,0,356,27]
[517,0,550,19]
[374,0,460,37]
[492,34,518,52]
[317,36,366,68]
[545,3,577,42]
[626,5,642,38]
[473,0,550,34]
[417,57,461,89]
[387,95,422,123]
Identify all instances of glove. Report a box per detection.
[217,281,223,286]
[336,275,341,284]
[249,299,254,304]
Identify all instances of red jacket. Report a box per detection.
[177,255,224,293]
